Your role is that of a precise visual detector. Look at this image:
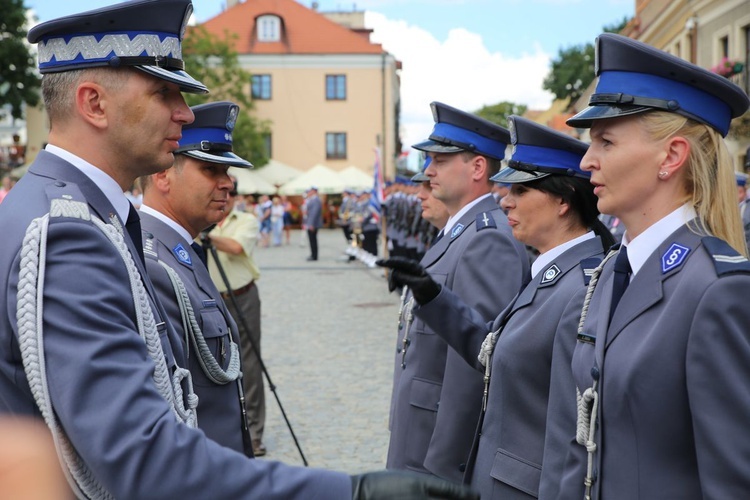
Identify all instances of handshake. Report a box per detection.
[376,257,441,305]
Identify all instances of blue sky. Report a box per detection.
[26,0,634,157]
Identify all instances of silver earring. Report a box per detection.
[659,171,668,178]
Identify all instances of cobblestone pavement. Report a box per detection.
[250,229,399,474]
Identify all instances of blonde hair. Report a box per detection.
[640,111,747,256]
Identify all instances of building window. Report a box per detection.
[263,133,272,158]
[326,74,347,100]
[257,15,281,42]
[251,74,272,100]
[326,132,347,159]
[720,35,729,58]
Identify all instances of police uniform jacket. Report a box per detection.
[0,151,351,499]
[560,222,750,499]
[388,194,529,481]
[416,235,604,499]
[139,211,249,455]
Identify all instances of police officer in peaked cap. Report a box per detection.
[562,33,750,500]
[139,101,255,457]
[379,101,529,482]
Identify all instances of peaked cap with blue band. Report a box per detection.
[491,115,589,184]
[27,0,208,94]
[736,171,748,188]
[175,101,252,168]
[412,101,510,161]
[567,33,749,137]
[411,156,431,182]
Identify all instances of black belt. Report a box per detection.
[221,281,254,299]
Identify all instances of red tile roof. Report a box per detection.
[200,0,384,55]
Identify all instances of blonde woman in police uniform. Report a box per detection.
[560,33,750,499]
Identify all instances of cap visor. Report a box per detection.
[411,138,464,154]
[136,66,209,94]
[182,150,253,168]
[411,172,429,182]
[567,104,652,128]
[491,166,550,184]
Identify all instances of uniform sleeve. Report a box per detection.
[414,285,505,372]
[37,220,351,500]
[687,274,750,497]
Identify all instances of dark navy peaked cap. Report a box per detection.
[567,33,749,137]
[492,116,590,184]
[413,102,510,161]
[175,102,252,168]
[28,0,208,94]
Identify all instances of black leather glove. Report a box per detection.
[376,257,441,305]
[351,470,479,500]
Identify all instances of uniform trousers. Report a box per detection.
[224,282,266,444]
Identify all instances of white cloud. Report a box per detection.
[365,11,554,153]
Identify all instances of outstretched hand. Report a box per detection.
[351,470,479,500]
[376,257,441,304]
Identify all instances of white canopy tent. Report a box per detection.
[253,159,303,186]
[229,167,277,195]
[277,164,345,195]
[338,165,373,192]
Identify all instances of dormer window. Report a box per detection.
[257,15,281,42]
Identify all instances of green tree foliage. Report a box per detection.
[182,25,271,166]
[543,18,630,104]
[0,0,40,120]
[474,101,528,128]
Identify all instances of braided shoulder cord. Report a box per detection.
[16,199,198,499]
[574,249,617,500]
[157,260,241,384]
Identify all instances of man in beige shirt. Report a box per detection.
[205,184,266,456]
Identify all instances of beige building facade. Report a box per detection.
[202,0,401,179]
[622,0,750,167]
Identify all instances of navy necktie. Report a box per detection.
[609,246,631,323]
[191,242,208,267]
[125,204,145,265]
[432,230,444,245]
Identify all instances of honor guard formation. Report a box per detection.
[1,0,750,499]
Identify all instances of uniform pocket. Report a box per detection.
[490,448,541,497]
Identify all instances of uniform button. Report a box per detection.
[593,467,598,482]
[54,181,66,187]
[396,348,402,353]
[405,339,411,346]
[459,463,466,472]
[591,366,600,380]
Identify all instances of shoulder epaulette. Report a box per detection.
[143,232,159,260]
[44,181,92,221]
[579,257,603,285]
[475,211,497,231]
[701,236,750,276]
